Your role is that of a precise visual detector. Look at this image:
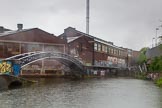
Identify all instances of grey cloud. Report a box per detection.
[88,0,162,50]
[1,0,162,50]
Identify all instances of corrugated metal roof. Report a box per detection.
[0,28,35,37]
[0,28,66,44]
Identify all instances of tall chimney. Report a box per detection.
[86,0,90,34]
[17,24,23,31]
[0,26,4,33]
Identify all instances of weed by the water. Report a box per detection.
[155,78,162,87]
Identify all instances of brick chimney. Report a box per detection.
[17,24,23,31]
[0,26,4,33]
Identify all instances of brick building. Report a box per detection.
[0,24,66,76]
[59,27,128,69]
[0,24,139,77]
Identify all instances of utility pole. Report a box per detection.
[86,0,90,34]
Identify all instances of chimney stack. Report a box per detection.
[0,26,4,33]
[17,24,23,31]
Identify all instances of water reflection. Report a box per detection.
[0,78,162,108]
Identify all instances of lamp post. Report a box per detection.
[152,37,155,48]
[155,28,159,47]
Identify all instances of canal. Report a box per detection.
[0,77,162,108]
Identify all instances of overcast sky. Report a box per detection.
[1,0,162,51]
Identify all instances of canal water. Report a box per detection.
[0,77,162,108]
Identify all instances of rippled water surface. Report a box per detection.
[0,77,162,108]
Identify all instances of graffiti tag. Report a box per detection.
[0,61,12,74]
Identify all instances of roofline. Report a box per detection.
[73,28,110,43]
[0,28,56,37]
[0,39,65,46]
[66,27,125,50]
[0,28,37,37]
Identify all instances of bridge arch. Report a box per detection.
[6,52,85,77]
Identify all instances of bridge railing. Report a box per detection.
[1,52,84,77]
[5,52,40,60]
[5,51,127,71]
[14,52,84,69]
[48,52,84,69]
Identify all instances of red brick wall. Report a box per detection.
[68,36,94,65]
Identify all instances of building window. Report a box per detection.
[116,50,118,55]
[104,46,107,53]
[114,49,116,54]
[44,45,63,52]
[128,50,132,57]
[114,49,117,55]
[120,51,123,56]
[107,47,109,53]
[101,44,107,53]
[78,43,82,52]
[119,50,121,55]
[4,42,20,57]
[102,45,105,52]
[108,48,111,54]
[111,48,113,54]
[22,43,42,53]
[98,43,101,51]
[94,43,98,51]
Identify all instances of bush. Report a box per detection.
[155,78,162,87]
[148,56,162,72]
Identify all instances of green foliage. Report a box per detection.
[140,47,148,53]
[137,47,148,64]
[138,53,147,64]
[158,44,162,50]
[148,56,162,72]
[155,78,162,87]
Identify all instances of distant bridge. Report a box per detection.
[4,51,85,77]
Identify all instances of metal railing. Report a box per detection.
[6,52,84,70]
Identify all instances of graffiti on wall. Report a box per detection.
[13,64,20,76]
[0,60,12,74]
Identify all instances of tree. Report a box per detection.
[137,47,148,64]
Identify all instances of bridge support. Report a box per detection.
[0,74,36,90]
[0,75,8,90]
[0,74,22,90]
